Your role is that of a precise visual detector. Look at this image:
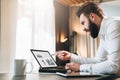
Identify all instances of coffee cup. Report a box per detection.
[14,59,33,76]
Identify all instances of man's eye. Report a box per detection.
[81,22,84,25]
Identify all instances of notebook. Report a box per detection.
[30,49,67,73]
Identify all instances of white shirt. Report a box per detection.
[71,17,120,74]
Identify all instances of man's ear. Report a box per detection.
[89,13,95,22]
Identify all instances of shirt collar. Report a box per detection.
[98,17,107,38]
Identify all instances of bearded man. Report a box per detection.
[56,2,120,75]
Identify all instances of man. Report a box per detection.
[56,2,120,74]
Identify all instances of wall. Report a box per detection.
[54,1,70,66]
[100,0,120,17]
[0,0,1,51]
[54,1,69,51]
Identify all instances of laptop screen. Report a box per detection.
[31,49,57,68]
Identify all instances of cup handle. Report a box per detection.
[25,62,33,74]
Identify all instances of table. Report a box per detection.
[0,73,117,80]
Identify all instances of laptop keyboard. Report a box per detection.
[39,67,67,73]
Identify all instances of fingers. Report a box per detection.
[65,62,80,71]
[56,50,70,61]
[65,65,69,70]
[57,54,65,60]
[56,50,67,56]
[65,62,73,70]
[56,51,65,60]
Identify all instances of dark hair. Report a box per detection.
[76,2,103,18]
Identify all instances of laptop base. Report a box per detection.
[39,68,67,73]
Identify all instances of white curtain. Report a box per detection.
[0,0,17,73]
[0,0,55,73]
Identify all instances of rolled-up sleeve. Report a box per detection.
[71,54,101,64]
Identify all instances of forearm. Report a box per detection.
[80,50,120,74]
[80,59,119,74]
[70,54,100,64]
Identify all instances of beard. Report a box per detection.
[89,20,99,38]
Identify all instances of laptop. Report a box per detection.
[30,49,67,73]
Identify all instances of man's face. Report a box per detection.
[80,14,99,38]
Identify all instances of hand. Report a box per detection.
[56,50,71,61]
[65,62,80,72]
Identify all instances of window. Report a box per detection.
[15,0,55,71]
